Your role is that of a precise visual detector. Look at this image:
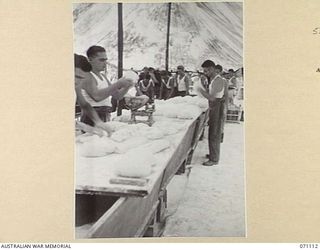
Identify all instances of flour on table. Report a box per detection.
[77,136,117,157]
[114,136,149,154]
[115,148,156,178]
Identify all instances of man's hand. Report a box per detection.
[118,78,135,89]
[95,122,113,137]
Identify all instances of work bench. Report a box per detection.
[75,110,208,238]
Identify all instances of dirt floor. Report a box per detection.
[163,122,246,237]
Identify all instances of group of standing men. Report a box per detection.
[135,65,191,102]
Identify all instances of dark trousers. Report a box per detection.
[177,90,187,97]
[208,99,224,163]
[171,87,187,98]
[80,106,111,126]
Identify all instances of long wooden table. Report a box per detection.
[75,110,208,238]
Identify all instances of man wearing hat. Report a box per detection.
[167,65,190,98]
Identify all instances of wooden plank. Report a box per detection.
[109,177,148,187]
[76,185,148,197]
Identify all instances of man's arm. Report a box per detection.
[82,76,133,102]
[149,71,159,85]
[150,80,155,100]
[197,78,224,102]
[112,85,132,100]
[185,75,190,95]
[75,86,112,135]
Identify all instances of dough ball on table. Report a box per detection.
[130,123,150,132]
[78,137,116,157]
[106,121,127,132]
[162,126,179,135]
[145,127,165,140]
[76,134,100,144]
[177,105,202,119]
[144,139,171,154]
[182,95,193,103]
[111,125,140,142]
[115,149,156,178]
[166,96,184,104]
[114,136,149,154]
[112,109,131,123]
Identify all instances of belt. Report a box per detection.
[92,106,113,113]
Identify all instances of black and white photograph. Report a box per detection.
[74,2,244,238]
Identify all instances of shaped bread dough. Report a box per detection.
[78,137,116,157]
[162,126,179,135]
[107,121,127,132]
[111,127,137,142]
[144,139,171,154]
[112,110,132,123]
[145,127,165,140]
[115,148,156,178]
[177,105,202,119]
[182,95,194,103]
[167,96,184,104]
[76,134,100,144]
[114,136,149,154]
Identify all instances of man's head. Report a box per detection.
[177,65,185,76]
[214,64,223,75]
[142,67,149,74]
[201,60,215,78]
[86,45,107,72]
[74,54,91,87]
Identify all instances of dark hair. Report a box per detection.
[177,65,184,70]
[86,45,106,58]
[74,54,92,72]
[215,64,223,72]
[228,69,235,73]
[201,60,215,68]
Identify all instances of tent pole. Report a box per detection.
[165,2,172,72]
[118,3,123,78]
[117,3,124,116]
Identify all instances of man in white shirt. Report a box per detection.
[197,60,225,166]
[214,64,228,143]
[74,54,112,134]
[80,45,133,126]
[167,65,190,98]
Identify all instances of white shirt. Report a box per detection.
[177,75,187,91]
[81,72,112,107]
[209,75,225,98]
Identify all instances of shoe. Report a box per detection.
[205,154,210,159]
[202,160,219,166]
